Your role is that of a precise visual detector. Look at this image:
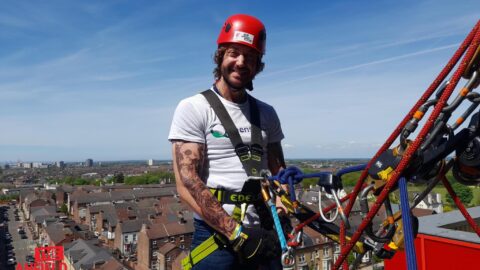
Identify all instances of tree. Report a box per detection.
[113,172,124,183]
[60,203,68,215]
[446,182,473,206]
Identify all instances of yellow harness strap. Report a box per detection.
[182,235,222,270]
[181,189,248,269]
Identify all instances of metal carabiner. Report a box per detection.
[330,189,350,229]
[360,184,396,243]
[281,248,295,268]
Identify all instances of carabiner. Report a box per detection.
[281,248,295,268]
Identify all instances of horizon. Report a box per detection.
[1,1,479,161]
[0,157,371,164]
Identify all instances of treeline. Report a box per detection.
[49,171,176,186]
[0,193,19,203]
[124,171,175,185]
[49,176,98,186]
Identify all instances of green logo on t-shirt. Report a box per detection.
[210,130,229,138]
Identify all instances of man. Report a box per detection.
[169,14,286,269]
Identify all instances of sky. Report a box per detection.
[1,0,479,162]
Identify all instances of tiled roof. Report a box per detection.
[146,219,194,239]
[30,205,58,220]
[120,219,151,233]
[72,186,177,204]
[46,223,68,245]
[99,205,118,227]
[97,258,125,270]
[64,239,116,270]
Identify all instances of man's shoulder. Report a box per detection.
[250,95,276,113]
[177,90,210,107]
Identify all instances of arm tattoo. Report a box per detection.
[174,141,236,236]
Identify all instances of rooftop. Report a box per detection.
[418,206,480,244]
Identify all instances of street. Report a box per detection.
[1,202,36,269]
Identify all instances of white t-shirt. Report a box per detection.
[168,88,284,224]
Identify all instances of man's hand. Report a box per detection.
[231,226,281,263]
[275,192,289,216]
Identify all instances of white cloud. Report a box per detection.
[283,143,294,148]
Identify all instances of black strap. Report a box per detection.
[201,89,263,176]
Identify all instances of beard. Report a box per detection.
[222,74,246,91]
[221,67,254,91]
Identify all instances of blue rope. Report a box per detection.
[399,177,418,270]
[336,164,367,177]
[267,200,288,251]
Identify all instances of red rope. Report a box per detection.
[441,175,480,237]
[334,21,480,270]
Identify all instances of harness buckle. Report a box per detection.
[250,144,264,162]
[235,144,251,161]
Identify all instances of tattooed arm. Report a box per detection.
[172,140,237,238]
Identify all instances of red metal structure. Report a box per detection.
[267,21,480,270]
[333,20,480,269]
[384,234,480,269]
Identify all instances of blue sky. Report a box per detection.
[1,0,479,162]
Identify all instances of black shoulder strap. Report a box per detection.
[201,89,263,176]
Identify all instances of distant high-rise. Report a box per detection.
[23,162,33,169]
[85,159,93,167]
[148,159,155,166]
[56,161,65,168]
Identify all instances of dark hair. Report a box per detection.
[212,45,265,81]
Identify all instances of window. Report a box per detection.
[334,244,340,253]
[170,236,175,243]
[323,246,329,257]
[180,235,185,242]
[164,237,169,243]
[298,254,306,263]
[322,260,330,270]
[152,240,157,245]
[311,250,319,260]
[180,244,185,249]
[124,235,128,242]
[363,251,370,260]
[166,256,171,262]
[133,234,137,241]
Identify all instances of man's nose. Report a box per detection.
[236,54,246,66]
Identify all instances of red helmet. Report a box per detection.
[217,14,266,54]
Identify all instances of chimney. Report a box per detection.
[427,194,432,205]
